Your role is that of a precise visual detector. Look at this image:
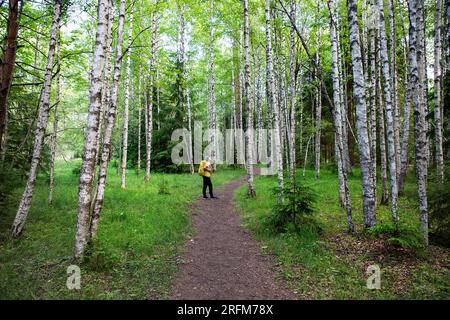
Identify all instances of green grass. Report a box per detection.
[234,168,450,299]
[0,161,244,299]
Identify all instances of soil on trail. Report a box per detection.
[171,175,296,300]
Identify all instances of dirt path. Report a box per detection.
[171,175,296,300]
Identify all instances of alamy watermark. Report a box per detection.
[171,121,280,175]
[66,265,81,290]
[366,264,381,290]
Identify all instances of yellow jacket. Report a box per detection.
[199,160,211,177]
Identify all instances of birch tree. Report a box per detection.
[145,10,158,182]
[243,0,256,197]
[388,0,401,178]
[73,0,111,256]
[347,0,376,227]
[90,0,125,240]
[11,0,62,237]
[377,0,399,224]
[328,0,354,231]
[179,4,194,174]
[434,0,444,182]
[288,0,296,180]
[266,0,283,194]
[48,32,62,205]
[120,0,134,189]
[408,0,429,245]
[207,0,217,167]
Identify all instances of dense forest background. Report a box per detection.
[0,0,449,299]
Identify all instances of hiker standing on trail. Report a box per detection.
[199,156,217,199]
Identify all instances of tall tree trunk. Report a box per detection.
[398,81,412,194]
[328,0,354,232]
[408,0,429,245]
[95,0,113,167]
[207,0,217,167]
[179,5,194,174]
[377,29,390,205]
[378,0,399,224]
[398,0,412,194]
[74,0,109,257]
[48,32,62,205]
[0,0,21,155]
[388,0,401,181]
[347,0,376,228]
[434,0,444,182]
[336,13,352,175]
[288,0,296,180]
[256,58,264,164]
[368,0,377,205]
[145,11,158,182]
[11,0,61,237]
[120,1,134,189]
[315,39,322,180]
[137,64,142,175]
[244,0,256,197]
[90,0,126,241]
[265,0,284,195]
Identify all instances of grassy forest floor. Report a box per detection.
[235,169,450,299]
[0,161,449,299]
[0,161,244,299]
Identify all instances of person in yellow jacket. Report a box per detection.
[199,156,217,199]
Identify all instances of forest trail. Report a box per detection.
[171,172,296,300]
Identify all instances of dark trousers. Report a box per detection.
[202,176,213,198]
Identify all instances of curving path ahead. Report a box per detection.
[171,175,296,300]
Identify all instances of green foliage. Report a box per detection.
[157,178,171,195]
[367,224,424,250]
[428,166,450,247]
[266,180,317,233]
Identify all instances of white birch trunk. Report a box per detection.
[328,0,354,231]
[90,0,126,240]
[378,0,399,224]
[48,31,61,205]
[11,0,62,237]
[347,0,376,227]
[388,0,401,180]
[265,0,283,194]
[408,0,429,245]
[434,0,444,182]
[120,1,134,189]
[179,5,194,174]
[73,0,109,257]
[145,11,158,182]
[288,0,296,180]
[244,0,255,196]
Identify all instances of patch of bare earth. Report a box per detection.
[171,175,296,300]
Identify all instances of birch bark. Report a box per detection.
[244,0,256,197]
[145,11,158,182]
[408,0,429,245]
[347,0,376,227]
[328,0,354,231]
[120,1,134,189]
[90,0,126,240]
[434,0,444,182]
[378,0,399,224]
[265,0,284,194]
[73,0,109,256]
[48,32,61,205]
[11,0,62,237]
